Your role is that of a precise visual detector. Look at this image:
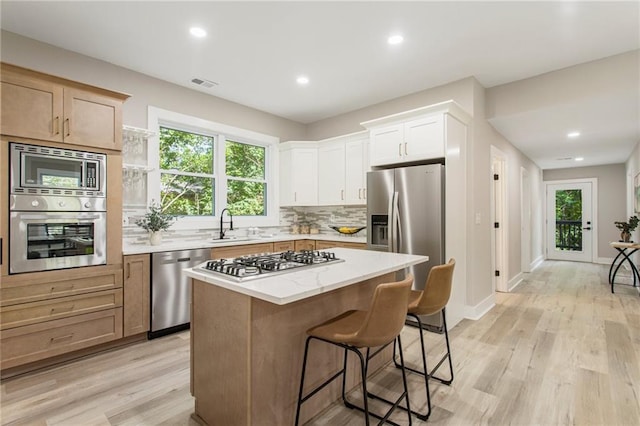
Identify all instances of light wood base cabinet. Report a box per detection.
[0,266,124,371]
[315,240,366,250]
[123,254,150,337]
[0,308,123,370]
[273,240,295,252]
[211,243,273,259]
[294,239,316,251]
[191,273,394,425]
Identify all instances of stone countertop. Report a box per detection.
[122,233,367,255]
[183,248,427,305]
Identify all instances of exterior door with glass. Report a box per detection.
[546,182,593,262]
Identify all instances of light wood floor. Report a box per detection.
[1,261,639,425]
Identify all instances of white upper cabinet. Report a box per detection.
[317,132,369,206]
[279,142,318,206]
[318,141,346,205]
[362,101,468,167]
[369,124,403,166]
[344,137,368,205]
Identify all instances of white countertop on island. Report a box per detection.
[183,248,428,305]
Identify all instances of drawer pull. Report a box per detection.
[50,305,75,314]
[50,334,74,343]
[51,284,74,293]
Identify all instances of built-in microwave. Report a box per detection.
[10,142,106,197]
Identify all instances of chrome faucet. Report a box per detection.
[219,208,234,239]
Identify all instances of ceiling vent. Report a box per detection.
[191,78,218,89]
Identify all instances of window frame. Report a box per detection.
[148,106,280,230]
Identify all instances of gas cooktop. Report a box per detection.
[196,250,344,282]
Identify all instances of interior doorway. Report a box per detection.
[546,180,594,262]
[491,146,508,292]
[521,167,531,273]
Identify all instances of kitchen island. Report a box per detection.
[183,248,428,426]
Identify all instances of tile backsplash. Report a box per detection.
[279,206,366,235]
[123,205,367,244]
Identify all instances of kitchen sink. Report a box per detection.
[210,236,250,243]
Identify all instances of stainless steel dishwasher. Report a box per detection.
[150,248,210,339]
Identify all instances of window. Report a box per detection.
[226,140,266,216]
[148,107,279,229]
[159,127,215,216]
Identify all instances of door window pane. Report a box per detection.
[555,189,582,251]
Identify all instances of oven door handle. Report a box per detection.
[16,213,103,221]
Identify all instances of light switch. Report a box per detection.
[475,212,481,224]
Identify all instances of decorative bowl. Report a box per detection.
[329,226,366,235]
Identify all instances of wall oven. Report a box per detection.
[9,142,107,274]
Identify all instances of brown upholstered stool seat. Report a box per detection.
[295,275,415,426]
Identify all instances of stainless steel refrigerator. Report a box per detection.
[367,163,445,331]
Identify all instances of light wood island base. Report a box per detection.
[191,272,395,426]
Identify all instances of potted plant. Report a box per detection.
[614,215,639,242]
[136,202,175,245]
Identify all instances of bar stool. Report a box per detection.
[393,258,455,420]
[295,275,414,426]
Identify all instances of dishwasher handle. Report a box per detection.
[176,257,191,262]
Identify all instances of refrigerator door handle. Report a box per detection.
[393,191,401,253]
[388,191,396,252]
[388,191,400,253]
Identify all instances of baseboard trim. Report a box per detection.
[508,272,524,292]
[595,257,614,265]
[530,255,544,271]
[465,293,496,321]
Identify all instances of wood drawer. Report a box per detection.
[0,308,123,370]
[0,289,123,330]
[273,241,295,252]
[316,241,366,250]
[294,240,315,251]
[0,266,123,307]
[211,243,274,260]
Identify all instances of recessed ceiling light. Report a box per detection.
[388,34,404,45]
[567,131,580,138]
[189,27,207,38]
[575,157,584,162]
[296,76,309,85]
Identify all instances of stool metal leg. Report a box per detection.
[299,337,410,426]
[366,336,413,424]
[392,309,455,420]
[295,336,312,426]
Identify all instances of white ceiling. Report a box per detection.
[1,1,639,169]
